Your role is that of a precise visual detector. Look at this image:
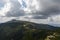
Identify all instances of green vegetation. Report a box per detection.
[0,20,60,40]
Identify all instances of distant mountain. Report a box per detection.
[0,19,60,40]
[49,23,60,27]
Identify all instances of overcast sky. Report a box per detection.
[0,0,60,26]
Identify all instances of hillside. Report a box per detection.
[0,19,60,40]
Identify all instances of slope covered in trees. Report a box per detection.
[0,20,60,40]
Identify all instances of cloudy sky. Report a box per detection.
[0,0,60,26]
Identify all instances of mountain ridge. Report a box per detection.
[0,19,60,40]
[0,19,59,30]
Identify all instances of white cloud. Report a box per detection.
[0,17,16,23]
[18,0,42,13]
[0,0,60,27]
[51,15,60,23]
[0,0,11,16]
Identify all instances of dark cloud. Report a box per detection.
[24,6,60,19]
[24,15,48,19]
[5,0,60,19]
[28,0,60,19]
